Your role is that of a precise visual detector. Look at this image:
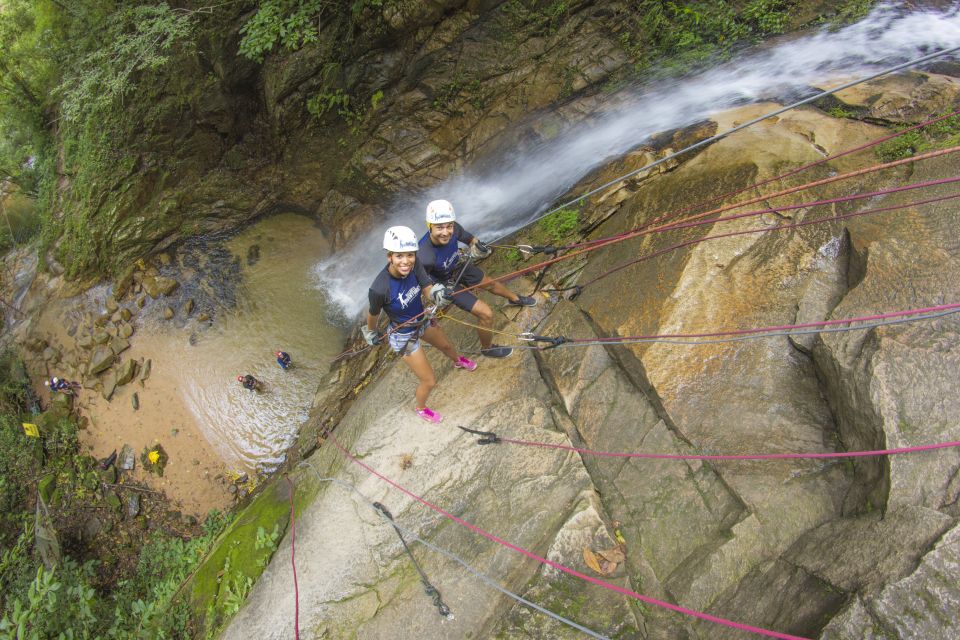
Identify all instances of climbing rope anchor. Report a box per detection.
[372,502,453,620]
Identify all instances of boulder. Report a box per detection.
[118,323,134,339]
[119,445,135,471]
[163,306,174,320]
[120,307,132,321]
[109,337,130,356]
[126,494,141,517]
[156,276,179,296]
[115,359,138,386]
[87,347,115,376]
[101,372,117,400]
[105,297,119,313]
[140,359,152,383]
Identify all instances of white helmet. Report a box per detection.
[383,226,419,252]
[53,377,60,384]
[425,199,455,225]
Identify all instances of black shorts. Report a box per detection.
[449,263,485,312]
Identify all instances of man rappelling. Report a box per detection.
[418,199,536,359]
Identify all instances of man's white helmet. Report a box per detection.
[425,199,455,225]
[383,226,419,252]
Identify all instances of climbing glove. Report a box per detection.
[470,240,492,260]
[430,283,451,306]
[361,326,380,346]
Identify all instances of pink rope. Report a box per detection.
[328,433,810,640]
[579,191,960,289]
[576,301,960,343]
[286,476,300,640]
[498,437,960,461]
[565,110,960,251]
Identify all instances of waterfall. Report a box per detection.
[315,2,960,319]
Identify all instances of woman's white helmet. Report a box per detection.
[383,226,419,252]
[425,199,455,225]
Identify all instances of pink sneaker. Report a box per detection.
[454,356,477,371]
[415,406,443,423]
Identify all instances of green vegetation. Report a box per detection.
[876,113,960,162]
[307,87,385,135]
[238,0,387,63]
[500,0,570,36]
[538,207,580,242]
[432,76,491,116]
[0,350,232,637]
[615,0,797,74]
[0,1,203,279]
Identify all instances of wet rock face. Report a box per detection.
[55,1,643,276]
[224,76,960,639]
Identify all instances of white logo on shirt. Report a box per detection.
[440,253,459,272]
[397,284,421,309]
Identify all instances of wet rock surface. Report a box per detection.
[225,77,960,639]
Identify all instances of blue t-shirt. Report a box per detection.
[368,262,434,334]
[418,222,475,282]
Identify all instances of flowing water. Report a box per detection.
[140,213,343,471]
[28,213,344,507]
[316,2,960,317]
[13,3,960,505]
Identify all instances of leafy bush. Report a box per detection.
[239,0,327,63]
[616,0,797,74]
[58,4,195,125]
[538,207,580,242]
[876,113,960,162]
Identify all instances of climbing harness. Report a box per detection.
[373,502,453,619]
[295,461,610,638]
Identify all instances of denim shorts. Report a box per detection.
[388,323,428,355]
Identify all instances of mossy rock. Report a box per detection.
[38,474,57,503]
[181,467,322,635]
[106,491,123,515]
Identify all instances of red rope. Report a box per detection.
[327,433,810,640]
[576,191,960,289]
[565,110,960,251]
[496,437,960,461]
[286,475,300,640]
[573,301,960,344]
[332,147,959,363]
